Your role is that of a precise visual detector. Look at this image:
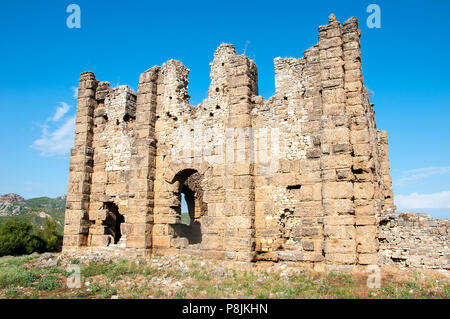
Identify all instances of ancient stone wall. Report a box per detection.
[379,213,449,271]
[63,14,416,270]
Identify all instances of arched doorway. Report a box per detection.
[172,169,206,245]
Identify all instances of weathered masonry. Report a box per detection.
[63,14,398,271]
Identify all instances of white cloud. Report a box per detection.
[396,166,450,184]
[72,86,78,99]
[32,115,76,156]
[52,102,70,122]
[32,87,79,157]
[395,190,450,209]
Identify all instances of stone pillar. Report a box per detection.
[217,44,258,262]
[319,15,358,268]
[343,17,378,266]
[377,130,395,214]
[63,71,97,251]
[127,66,159,255]
[152,61,190,254]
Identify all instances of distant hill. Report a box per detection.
[0,194,66,233]
[0,193,25,203]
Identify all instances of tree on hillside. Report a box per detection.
[0,219,45,256]
[40,219,63,252]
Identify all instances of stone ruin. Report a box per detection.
[62,14,448,272]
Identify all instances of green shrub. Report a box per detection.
[0,219,45,256]
[36,275,62,290]
[175,289,186,299]
[87,282,118,298]
[4,287,19,298]
[40,219,63,252]
[0,218,62,257]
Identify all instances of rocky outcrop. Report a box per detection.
[0,193,25,204]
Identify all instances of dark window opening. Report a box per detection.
[103,202,125,244]
[123,114,134,122]
[287,185,302,190]
[172,169,204,245]
[96,99,105,107]
[379,219,389,226]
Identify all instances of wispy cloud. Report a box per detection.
[52,102,70,122]
[395,190,450,209]
[32,100,75,157]
[32,115,76,156]
[395,166,450,185]
[72,86,78,99]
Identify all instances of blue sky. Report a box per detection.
[0,0,449,218]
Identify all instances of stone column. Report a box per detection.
[63,71,97,251]
[219,44,258,262]
[127,66,159,255]
[319,15,358,268]
[152,61,190,254]
[377,130,395,214]
[343,17,378,266]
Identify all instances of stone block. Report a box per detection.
[322,182,353,199]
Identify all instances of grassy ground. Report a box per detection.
[0,253,448,299]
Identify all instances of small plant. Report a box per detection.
[37,275,62,290]
[255,292,269,299]
[155,289,164,297]
[4,287,19,298]
[190,270,211,281]
[37,266,66,275]
[81,262,109,277]
[100,285,118,299]
[106,261,130,280]
[174,289,186,299]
